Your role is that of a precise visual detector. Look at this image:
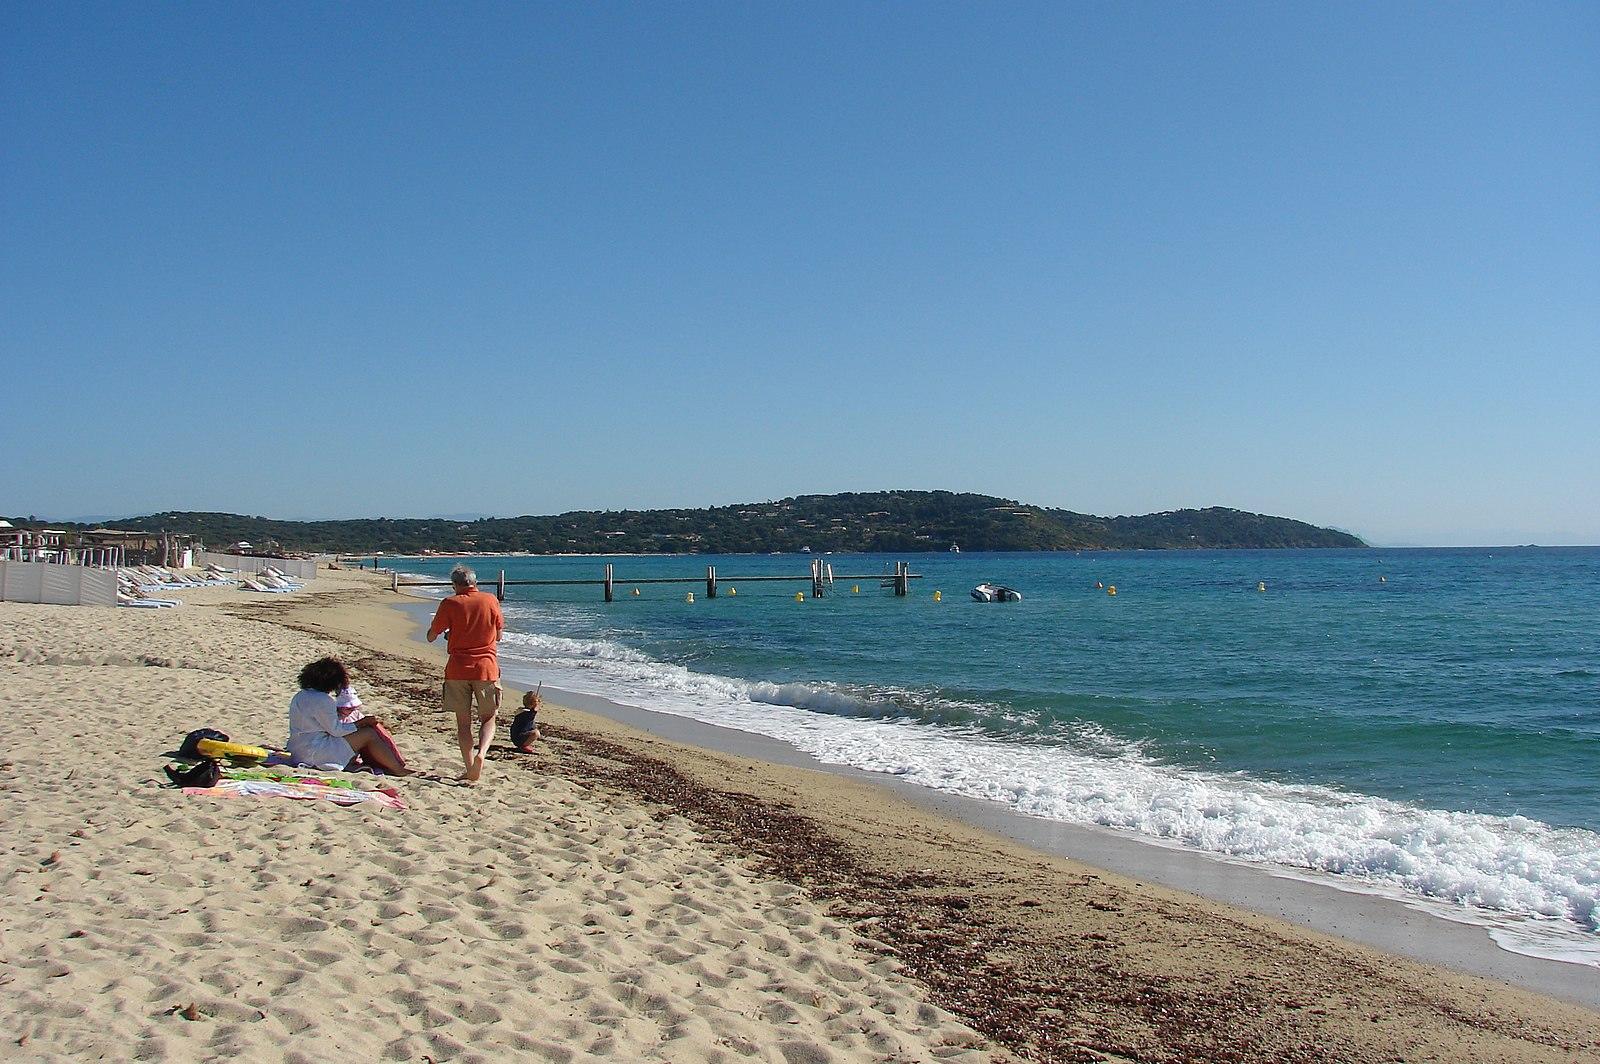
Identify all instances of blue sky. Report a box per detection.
[2,3,1595,545]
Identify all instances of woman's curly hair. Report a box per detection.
[297,657,350,694]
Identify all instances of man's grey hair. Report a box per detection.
[451,565,478,588]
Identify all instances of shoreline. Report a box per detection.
[5,570,1595,1062]
[305,575,1600,1060]
[522,686,1600,1006]
[383,596,1599,1009]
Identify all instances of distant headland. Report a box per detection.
[17,492,1366,555]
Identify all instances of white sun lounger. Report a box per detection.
[118,593,181,608]
[241,577,295,594]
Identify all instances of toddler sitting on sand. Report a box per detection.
[511,688,543,752]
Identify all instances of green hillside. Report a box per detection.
[36,491,1365,555]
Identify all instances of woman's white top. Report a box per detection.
[286,688,358,771]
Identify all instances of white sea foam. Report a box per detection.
[496,626,1600,964]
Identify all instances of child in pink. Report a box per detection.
[336,684,408,774]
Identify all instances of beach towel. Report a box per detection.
[222,768,362,789]
[182,779,406,810]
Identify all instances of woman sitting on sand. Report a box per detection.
[287,657,410,774]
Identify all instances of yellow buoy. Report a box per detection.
[685,592,695,603]
[852,584,860,594]
[1257,581,1266,592]
[1107,585,1117,596]
[933,590,942,602]
[795,592,805,602]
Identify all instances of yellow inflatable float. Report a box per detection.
[195,738,270,762]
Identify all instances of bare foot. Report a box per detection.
[463,754,483,783]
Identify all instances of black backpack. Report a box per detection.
[165,758,222,788]
[178,728,229,759]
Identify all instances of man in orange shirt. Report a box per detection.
[427,565,505,782]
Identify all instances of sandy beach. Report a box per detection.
[2,568,1597,1063]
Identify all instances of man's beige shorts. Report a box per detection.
[443,679,501,719]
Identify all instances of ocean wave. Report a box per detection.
[503,631,954,720]
[503,630,651,664]
[496,624,1600,949]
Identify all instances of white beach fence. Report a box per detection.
[195,552,319,581]
[0,560,118,606]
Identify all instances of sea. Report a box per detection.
[395,547,1600,965]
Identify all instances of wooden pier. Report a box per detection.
[393,559,921,601]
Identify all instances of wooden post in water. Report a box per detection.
[894,561,908,596]
[391,571,398,592]
[604,563,614,602]
[706,565,717,599]
[496,570,506,602]
[811,559,825,598]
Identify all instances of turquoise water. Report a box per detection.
[399,547,1600,955]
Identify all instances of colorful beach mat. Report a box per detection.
[183,778,406,810]
[222,768,363,788]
